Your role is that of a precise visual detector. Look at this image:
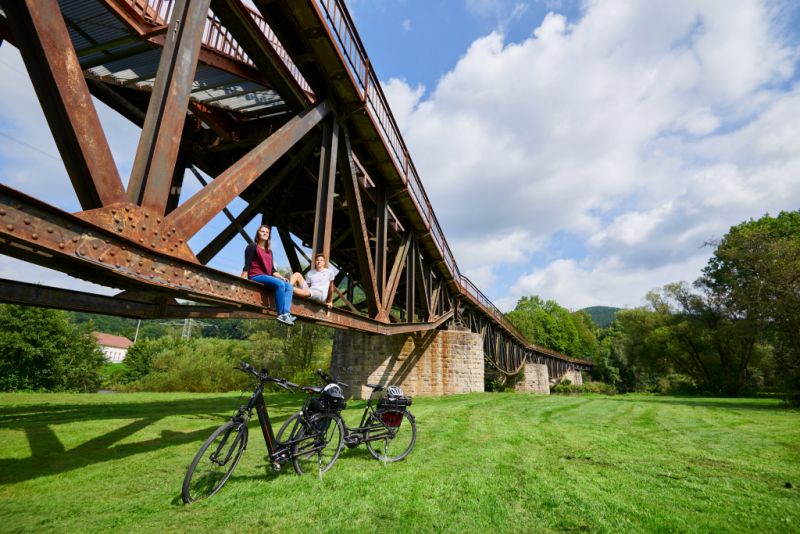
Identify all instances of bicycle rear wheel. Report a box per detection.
[182,420,248,503]
[291,413,344,475]
[365,410,416,462]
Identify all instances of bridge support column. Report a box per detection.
[560,368,584,385]
[515,362,551,394]
[331,328,484,399]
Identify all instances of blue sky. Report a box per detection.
[1,0,800,312]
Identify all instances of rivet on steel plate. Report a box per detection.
[0,209,5,216]
[6,224,13,231]
[31,233,38,240]
[46,227,53,233]
[23,218,30,225]
[58,242,65,249]
[72,236,78,242]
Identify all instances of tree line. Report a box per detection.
[505,211,800,405]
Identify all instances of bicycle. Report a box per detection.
[181,362,345,504]
[278,370,417,463]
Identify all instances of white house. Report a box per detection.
[93,332,134,363]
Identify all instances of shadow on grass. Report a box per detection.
[607,395,789,412]
[0,393,306,485]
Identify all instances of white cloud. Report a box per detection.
[381,77,425,132]
[388,0,800,309]
[505,253,711,310]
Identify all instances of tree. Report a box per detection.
[0,305,105,392]
[248,320,333,384]
[700,211,800,403]
[506,296,598,359]
[616,283,769,395]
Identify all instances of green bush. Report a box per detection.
[0,304,105,392]
[123,338,252,392]
[248,322,332,385]
[121,336,186,384]
[551,381,617,394]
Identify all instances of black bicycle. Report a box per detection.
[181,362,345,504]
[278,370,417,463]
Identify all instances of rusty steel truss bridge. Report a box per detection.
[0,0,591,377]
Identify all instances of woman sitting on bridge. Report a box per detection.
[290,253,335,308]
[241,225,296,326]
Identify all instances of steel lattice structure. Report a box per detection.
[0,0,592,376]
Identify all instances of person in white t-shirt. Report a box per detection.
[290,253,335,307]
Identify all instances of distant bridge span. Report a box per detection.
[0,0,592,376]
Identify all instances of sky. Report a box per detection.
[1,0,800,312]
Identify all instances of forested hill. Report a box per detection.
[580,306,622,328]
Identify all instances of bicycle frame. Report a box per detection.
[341,388,409,446]
[239,376,322,469]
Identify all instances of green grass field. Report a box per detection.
[1,391,798,533]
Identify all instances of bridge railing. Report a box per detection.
[312,0,528,339]
[122,0,312,94]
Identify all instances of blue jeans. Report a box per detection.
[251,275,294,315]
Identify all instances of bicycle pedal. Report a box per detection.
[271,462,282,472]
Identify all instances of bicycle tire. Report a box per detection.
[365,410,416,462]
[291,413,344,476]
[275,412,302,445]
[182,420,248,504]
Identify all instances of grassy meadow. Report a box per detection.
[1,391,798,533]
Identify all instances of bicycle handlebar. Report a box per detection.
[316,368,349,388]
[237,361,298,390]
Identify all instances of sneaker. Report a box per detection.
[276,314,294,326]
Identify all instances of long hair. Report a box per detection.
[254,224,271,252]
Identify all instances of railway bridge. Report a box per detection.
[0,0,591,395]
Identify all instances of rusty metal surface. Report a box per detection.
[129,0,211,212]
[6,0,125,209]
[162,99,330,240]
[312,117,338,259]
[0,184,459,335]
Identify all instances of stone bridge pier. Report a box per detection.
[330,327,484,400]
[331,328,585,399]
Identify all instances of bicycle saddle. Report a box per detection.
[366,383,385,391]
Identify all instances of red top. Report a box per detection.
[248,245,274,278]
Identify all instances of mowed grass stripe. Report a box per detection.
[1,392,798,533]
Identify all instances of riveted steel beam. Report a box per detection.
[4,0,125,209]
[339,129,379,316]
[163,99,330,241]
[128,0,212,213]
[0,184,453,334]
[312,116,338,259]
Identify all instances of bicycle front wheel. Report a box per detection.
[365,410,416,462]
[291,413,344,475]
[275,412,302,445]
[182,420,248,504]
